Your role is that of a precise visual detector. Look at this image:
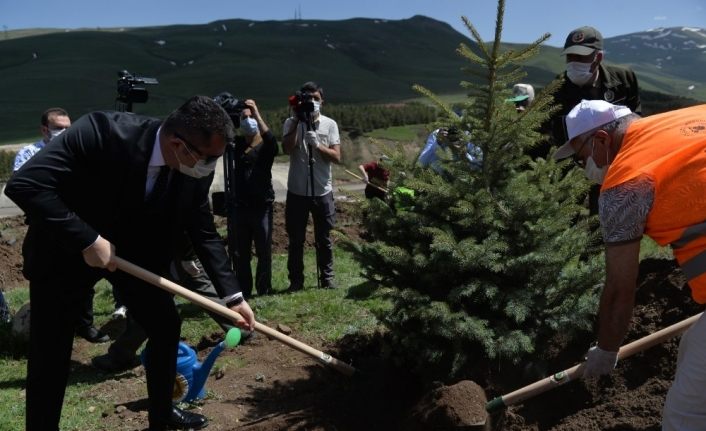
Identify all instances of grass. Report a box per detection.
[639,235,673,261]
[365,124,425,141]
[0,247,389,430]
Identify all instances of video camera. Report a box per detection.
[213,92,247,127]
[288,90,315,123]
[116,70,158,112]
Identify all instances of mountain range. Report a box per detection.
[0,16,704,142]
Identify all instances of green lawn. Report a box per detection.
[365,124,425,141]
[0,247,390,430]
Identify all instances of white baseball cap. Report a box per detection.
[554,99,632,160]
[506,84,535,103]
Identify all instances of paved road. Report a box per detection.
[0,161,365,218]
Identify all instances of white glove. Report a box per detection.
[304,131,320,149]
[583,345,618,378]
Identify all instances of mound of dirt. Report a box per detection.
[408,380,488,430]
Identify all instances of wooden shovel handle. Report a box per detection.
[344,169,389,194]
[114,256,357,376]
[486,312,703,412]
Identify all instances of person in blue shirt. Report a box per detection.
[418,126,483,173]
[13,107,71,172]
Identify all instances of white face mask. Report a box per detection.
[173,148,218,179]
[566,61,595,86]
[240,117,259,136]
[179,158,217,179]
[48,127,66,142]
[584,157,607,184]
[312,101,321,114]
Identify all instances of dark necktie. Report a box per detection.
[146,165,170,204]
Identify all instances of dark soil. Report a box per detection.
[1,203,703,430]
[0,215,27,290]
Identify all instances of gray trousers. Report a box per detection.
[107,258,233,362]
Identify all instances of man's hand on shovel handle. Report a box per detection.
[231,300,255,331]
[583,345,618,378]
[82,235,117,271]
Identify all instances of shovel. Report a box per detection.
[344,169,389,194]
[485,311,703,413]
[115,256,357,376]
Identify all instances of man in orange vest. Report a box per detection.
[554,99,706,430]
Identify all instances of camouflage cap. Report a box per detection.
[561,26,603,56]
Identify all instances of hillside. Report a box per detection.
[0,17,704,142]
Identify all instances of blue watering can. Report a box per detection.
[142,328,241,403]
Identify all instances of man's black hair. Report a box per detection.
[162,95,235,147]
[301,81,323,99]
[41,107,69,126]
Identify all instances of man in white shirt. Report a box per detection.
[282,81,341,291]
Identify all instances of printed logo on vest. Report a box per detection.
[680,120,706,136]
[603,89,615,102]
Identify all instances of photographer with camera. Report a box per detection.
[228,98,278,297]
[282,81,341,291]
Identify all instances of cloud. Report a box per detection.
[653,16,667,21]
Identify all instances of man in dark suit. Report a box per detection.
[5,95,255,431]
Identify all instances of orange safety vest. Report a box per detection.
[601,104,706,303]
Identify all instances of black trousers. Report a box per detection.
[26,263,180,430]
[285,191,336,286]
[106,258,233,363]
[234,204,273,297]
[364,185,387,201]
[75,287,96,330]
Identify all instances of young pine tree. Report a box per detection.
[348,0,604,379]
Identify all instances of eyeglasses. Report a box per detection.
[571,134,592,169]
[174,132,221,164]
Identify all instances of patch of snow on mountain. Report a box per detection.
[651,29,672,39]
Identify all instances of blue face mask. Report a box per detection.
[240,117,259,136]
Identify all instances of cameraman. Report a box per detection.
[231,99,278,297]
[282,81,341,291]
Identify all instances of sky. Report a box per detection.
[1,0,704,46]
